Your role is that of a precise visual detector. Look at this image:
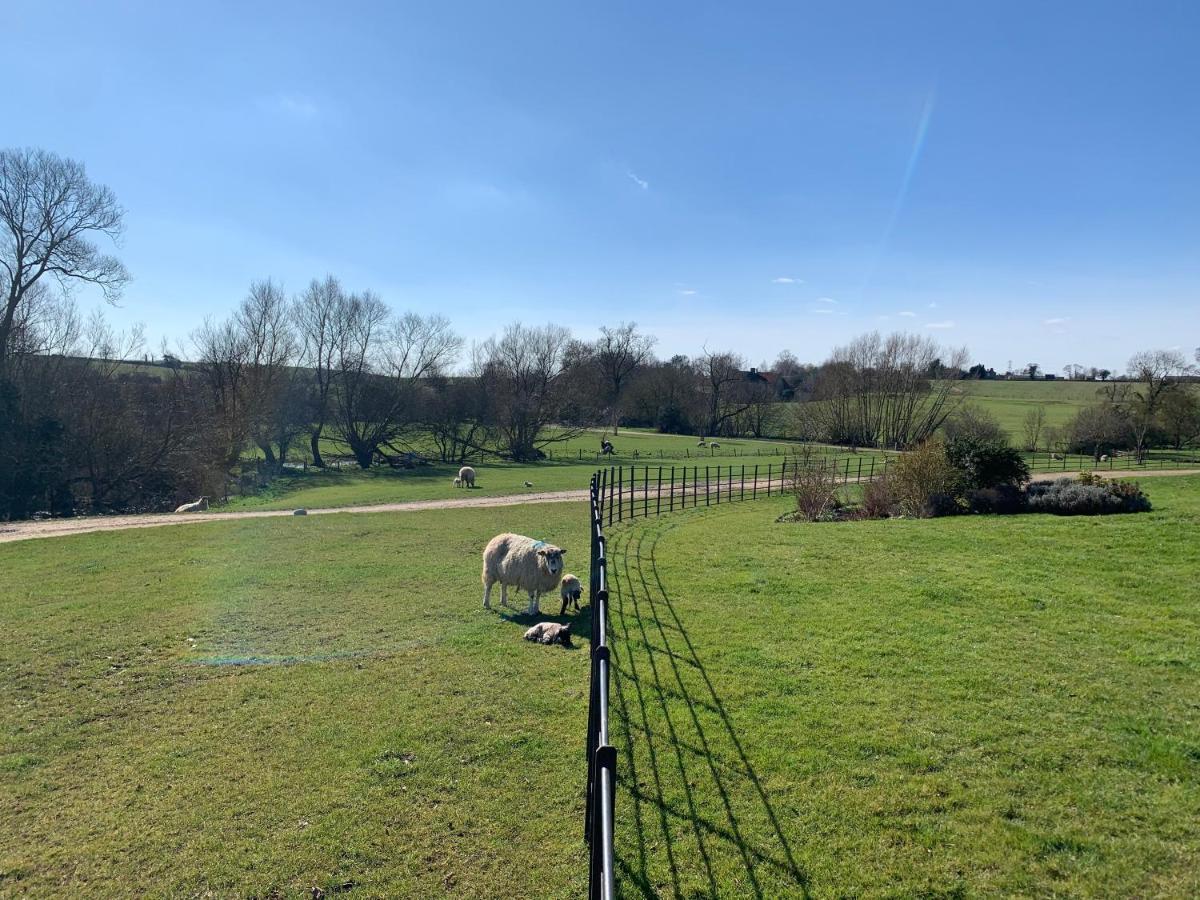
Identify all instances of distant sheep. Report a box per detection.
[709,441,720,449]
[1100,454,1109,462]
[457,465,476,488]
[697,440,707,447]
[559,573,582,615]
[174,497,209,513]
[524,481,534,488]
[1052,453,1064,461]
[524,621,572,647]
[482,533,566,616]
[600,439,614,455]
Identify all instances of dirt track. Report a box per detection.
[1,468,1194,545]
[0,490,590,544]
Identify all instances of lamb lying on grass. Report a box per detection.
[482,533,566,616]
[559,573,582,614]
[174,497,209,513]
[524,621,572,647]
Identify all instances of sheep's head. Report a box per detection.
[536,545,565,576]
[557,623,573,647]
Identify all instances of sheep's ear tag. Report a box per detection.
[532,540,546,550]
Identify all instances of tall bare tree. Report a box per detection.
[237,280,300,469]
[293,276,346,467]
[1123,349,1194,459]
[0,148,128,366]
[1022,406,1047,451]
[593,322,656,434]
[696,349,754,438]
[477,323,580,460]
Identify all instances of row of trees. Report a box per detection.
[3,147,1197,520]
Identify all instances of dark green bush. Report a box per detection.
[945,438,1030,490]
[966,484,1027,514]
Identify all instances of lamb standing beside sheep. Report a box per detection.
[454,465,476,488]
[482,533,566,616]
[559,573,582,614]
[174,497,209,513]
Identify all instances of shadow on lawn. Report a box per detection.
[610,522,810,898]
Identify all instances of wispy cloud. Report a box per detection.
[677,289,697,296]
[274,93,319,119]
[771,276,804,284]
[926,320,955,329]
[815,296,837,304]
[897,310,917,317]
[627,171,649,190]
[811,308,836,315]
[1043,317,1070,326]
[928,301,938,309]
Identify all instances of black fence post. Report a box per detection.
[656,466,663,516]
[705,465,711,506]
[753,464,759,499]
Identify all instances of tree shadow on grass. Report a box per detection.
[610,521,810,898]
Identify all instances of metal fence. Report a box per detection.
[585,473,616,899]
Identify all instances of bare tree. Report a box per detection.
[697,349,753,437]
[0,148,128,366]
[477,323,580,460]
[293,276,347,467]
[330,296,461,468]
[1158,388,1200,450]
[192,315,251,466]
[1122,350,1195,459]
[808,332,968,449]
[1022,406,1047,451]
[593,322,656,434]
[237,280,300,470]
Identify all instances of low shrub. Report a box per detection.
[860,475,898,518]
[888,439,962,517]
[789,448,844,521]
[966,484,1027,515]
[1026,475,1151,515]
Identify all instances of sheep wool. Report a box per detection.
[482,533,566,616]
[457,466,476,488]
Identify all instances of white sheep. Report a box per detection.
[1052,453,1064,461]
[524,480,534,488]
[1100,454,1109,462]
[174,497,209,513]
[482,533,566,616]
[457,465,476,488]
[709,441,720,449]
[559,573,583,614]
[524,621,573,647]
[453,477,461,487]
[697,440,707,447]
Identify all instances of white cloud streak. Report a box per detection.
[627,171,649,190]
[926,320,955,329]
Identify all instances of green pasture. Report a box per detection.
[609,475,1200,897]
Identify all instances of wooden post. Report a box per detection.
[753,464,759,499]
[767,463,772,497]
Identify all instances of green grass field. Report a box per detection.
[949,379,1107,439]
[609,475,1200,897]
[0,502,592,897]
[231,432,885,512]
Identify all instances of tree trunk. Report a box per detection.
[310,427,325,467]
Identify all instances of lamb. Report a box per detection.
[174,497,209,513]
[482,533,566,616]
[559,573,583,614]
[524,621,572,647]
[457,465,476,488]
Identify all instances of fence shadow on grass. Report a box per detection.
[609,521,810,898]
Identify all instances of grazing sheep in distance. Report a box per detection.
[453,477,461,487]
[1100,454,1109,462]
[709,441,720,449]
[1052,453,1064,461]
[524,621,572,647]
[559,573,582,615]
[524,480,534,488]
[457,465,476,488]
[482,533,566,616]
[174,497,209,513]
[697,440,707,447]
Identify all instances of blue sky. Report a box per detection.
[6,1,1198,372]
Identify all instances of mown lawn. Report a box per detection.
[609,475,1200,897]
[0,502,592,897]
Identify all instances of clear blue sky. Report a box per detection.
[6,0,1198,372]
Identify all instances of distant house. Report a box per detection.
[743,368,797,400]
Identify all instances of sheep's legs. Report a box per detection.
[527,591,539,617]
[500,585,509,608]
[483,580,492,609]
